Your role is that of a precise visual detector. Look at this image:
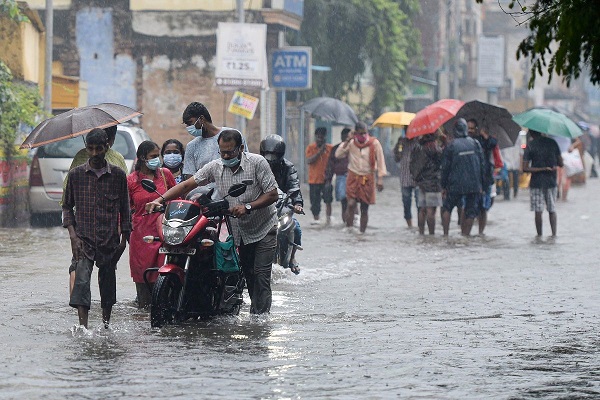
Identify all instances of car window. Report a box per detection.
[37,136,85,158]
[113,130,136,159]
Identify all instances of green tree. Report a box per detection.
[476,0,600,88]
[296,0,421,118]
[0,0,28,22]
[0,62,42,151]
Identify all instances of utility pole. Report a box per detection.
[452,0,460,99]
[236,0,246,135]
[44,0,53,114]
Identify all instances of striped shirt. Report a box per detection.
[62,160,132,264]
[397,138,417,187]
[193,152,278,245]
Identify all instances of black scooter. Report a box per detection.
[274,189,303,274]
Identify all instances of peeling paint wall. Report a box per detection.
[76,7,136,108]
[32,2,299,148]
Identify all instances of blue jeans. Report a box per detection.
[335,174,347,201]
[401,186,418,220]
[293,218,302,246]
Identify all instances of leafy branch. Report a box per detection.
[477,0,600,88]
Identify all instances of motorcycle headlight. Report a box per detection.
[163,225,193,245]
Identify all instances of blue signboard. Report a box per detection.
[271,47,312,90]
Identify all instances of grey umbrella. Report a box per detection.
[444,100,521,149]
[21,103,142,149]
[301,97,358,126]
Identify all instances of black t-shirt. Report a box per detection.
[523,136,561,188]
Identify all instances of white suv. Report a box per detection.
[28,124,151,225]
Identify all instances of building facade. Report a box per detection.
[28,0,304,149]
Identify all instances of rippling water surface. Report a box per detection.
[1,179,598,399]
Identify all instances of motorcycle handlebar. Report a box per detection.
[142,205,165,216]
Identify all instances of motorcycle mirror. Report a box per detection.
[187,187,214,205]
[141,178,166,203]
[141,179,157,193]
[227,183,247,198]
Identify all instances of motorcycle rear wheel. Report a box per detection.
[150,274,182,328]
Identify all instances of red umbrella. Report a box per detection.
[406,99,465,139]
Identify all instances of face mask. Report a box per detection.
[355,133,368,144]
[163,153,182,168]
[221,156,241,168]
[146,157,162,171]
[186,125,203,137]
[186,116,203,137]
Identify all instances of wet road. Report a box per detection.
[0,177,599,399]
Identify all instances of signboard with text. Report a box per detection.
[477,36,505,88]
[215,23,268,89]
[271,47,312,90]
[228,91,259,120]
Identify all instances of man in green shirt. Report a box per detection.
[63,125,129,297]
[63,125,128,191]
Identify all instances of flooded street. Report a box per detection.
[1,177,599,399]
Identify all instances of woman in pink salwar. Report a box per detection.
[127,141,177,308]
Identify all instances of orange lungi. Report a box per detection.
[346,170,376,204]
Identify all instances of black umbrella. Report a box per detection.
[21,103,142,149]
[301,97,358,126]
[444,100,521,148]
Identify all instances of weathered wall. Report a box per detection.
[0,149,29,227]
[75,7,136,108]
[37,1,295,149]
[0,16,25,79]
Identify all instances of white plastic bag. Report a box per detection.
[562,151,584,177]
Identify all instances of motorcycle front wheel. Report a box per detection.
[150,274,182,328]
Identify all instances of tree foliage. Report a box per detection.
[1,1,40,155]
[296,0,421,118]
[0,0,28,22]
[477,0,600,88]
[0,62,42,153]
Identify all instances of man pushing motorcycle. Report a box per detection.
[260,134,304,274]
[146,130,278,314]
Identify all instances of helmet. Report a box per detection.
[260,134,286,163]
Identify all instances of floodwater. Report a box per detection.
[1,177,599,399]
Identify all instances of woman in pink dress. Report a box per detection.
[127,141,177,308]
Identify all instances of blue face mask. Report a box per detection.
[186,116,203,137]
[186,125,203,137]
[221,156,241,168]
[163,153,182,168]
[146,157,162,171]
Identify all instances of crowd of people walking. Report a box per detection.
[60,98,595,329]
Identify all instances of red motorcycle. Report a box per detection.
[141,179,250,328]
